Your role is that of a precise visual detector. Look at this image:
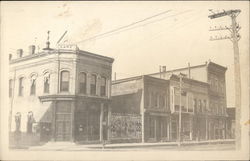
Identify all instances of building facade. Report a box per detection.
[150,61,228,140]
[111,61,228,143]
[9,43,114,144]
[111,75,170,142]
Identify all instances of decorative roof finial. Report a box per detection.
[43,30,52,51]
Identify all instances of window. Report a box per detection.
[193,99,197,112]
[90,74,97,95]
[18,77,24,96]
[79,72,87,94]
[9,79,13,97]
[159,94,165,108]
[30,76,36,95]
[215,78,218,91]
[44,72,50,93]
[203,100,207,112]
[60,71,70,92]
[27,111,35,133]
[154,93,158,108]
[15,112,21,132]
[100,76,106,96]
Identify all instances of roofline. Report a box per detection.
[170,74,209,86]
[149,63,207,76]
[112,75,143,84]
[207,61,227,71]
[78,50,114,63]
[9,48,114,64]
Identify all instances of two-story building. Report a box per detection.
[149,61,228,140]
[111,75,170,143]
[9,42,114,144]
[111,61,228,143]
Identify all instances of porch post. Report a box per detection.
[167,117,170,141]
[71,100,75,142]
[100,103,104,142]
[107,104,111,141]
[205,116,208,140]
[140,76,145,143]
[51,101,57,141]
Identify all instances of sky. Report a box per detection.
[1,1,249,107]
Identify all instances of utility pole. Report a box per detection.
[208,9,241,149]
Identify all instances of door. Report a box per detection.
[55,101,72,141]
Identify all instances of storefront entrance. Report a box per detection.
[75,103,101,142]
[55,101,72,141]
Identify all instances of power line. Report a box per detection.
[94,10,193,42]
[73,10,172,44]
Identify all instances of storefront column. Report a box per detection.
[51,101,57,141]
[154,119,157,140]
[205,116,208,140]
[167,117,170,141]
[190,116,193,140]
[100,103,104,142]
[71,101,75,142]
[140,76,145,143]
[107,104,111,141]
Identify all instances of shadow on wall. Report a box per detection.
[9,102,54,149]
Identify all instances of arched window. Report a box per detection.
[30,75,36,95]
[18,77,24,96]
[100,76,106,96]
[60,71,70,92]
[79,72,87,94]
[90,74,97,95]
[27,111,35,133]
[44,72,50,93]
[9,79,13,97]
[15,112,21,132]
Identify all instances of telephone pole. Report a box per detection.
[208,9,241,150]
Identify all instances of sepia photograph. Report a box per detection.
[0,1,249,160]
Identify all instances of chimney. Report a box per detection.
[9,54,12,60]
[17,49,23,58]
[29,45,36,55]
[162,66,166,72]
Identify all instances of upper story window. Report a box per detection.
[159,94,165,108]
[153,93,159,108]
[9,79,13,97]
[30,75,36,95]
[100,76,106,96]
[79,72,87,94]
[18,77,24,96]
[90,74,97,95]
[198,99,202,113]
[193,99,197,112]
[60,70,70,92]
[44,72,50,93]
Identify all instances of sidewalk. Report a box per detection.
[29,139,235,151]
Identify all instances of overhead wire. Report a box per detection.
[73,10,172,44]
